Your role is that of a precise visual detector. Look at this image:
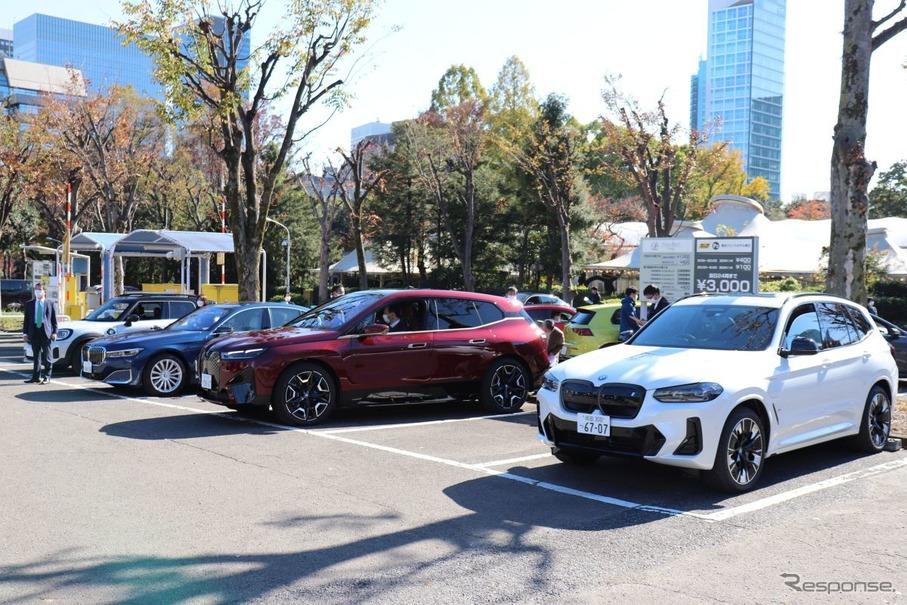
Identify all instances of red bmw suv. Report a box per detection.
[197,289,550,425]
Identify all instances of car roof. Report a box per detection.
[672,292,865,309]
[524,303,575,311]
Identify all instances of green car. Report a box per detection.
[563,302,622,358]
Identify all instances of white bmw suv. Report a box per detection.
[537,293,897,492]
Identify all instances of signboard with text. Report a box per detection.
[693,237,759,294]
[639,238,695,303]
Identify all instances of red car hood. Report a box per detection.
[207,326,337,351]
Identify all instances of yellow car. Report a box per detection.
[563,302,623,358]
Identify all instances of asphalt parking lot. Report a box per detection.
[1,333,905,604]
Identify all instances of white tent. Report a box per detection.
[329,248,399,275]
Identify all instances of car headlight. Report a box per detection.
[541,372,560,392]
[653,382,723,403]
[57,329,73,340]
[221,347,264,360]
[106,328,117,335]
[106,348,143,358]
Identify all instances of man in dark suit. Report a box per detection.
[23,283,57,384]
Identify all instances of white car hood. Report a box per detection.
[554,345,755,390]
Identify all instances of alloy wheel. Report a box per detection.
[284,370,332,422]
[726,417,763,486]
[868,391,891,448]
[490,364,527,410]
[149,358,183,394]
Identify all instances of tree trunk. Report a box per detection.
[319,228,330,304]
[354,221,368,290]
[234,242,261,302]
[462,173,476,291]
[114,256,125,296]
[826,0,876,302]
[558,210,572,301]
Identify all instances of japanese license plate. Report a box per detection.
[576,412,611,437]
[82,360,92,374]
[200,373,212,390]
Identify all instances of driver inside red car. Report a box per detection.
[382,306,409,332]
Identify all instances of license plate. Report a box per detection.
[200,373,212,390]
[576,412,611,437]
[82,360,92,374]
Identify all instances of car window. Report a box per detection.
[526,308,548,322]
[844,305,873,339]
[270,306,302,326]
[220,308,268,332]
[293,292,384,331]
[169,305,235,331]
[816,303,858,349]
[475,301,504,325]
[631,304,779,351]
[570,310,596,326]
[435,298,482,330]
[132,301,164,321]
[357,298,431,333]
[85,299,130,321]
[167,301,198,319]
[783,304,823,350]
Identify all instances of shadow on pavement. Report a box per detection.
[15,388,108,403]
[498,440,899,514]
[100,413,287,440]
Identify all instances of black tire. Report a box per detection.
[272,362,337,426]
[704,407,766,493]
[142,354,188,397]
[851,385,891,453]
[68,341,89,373]
[553,447,600,465]
[479,358,530,413]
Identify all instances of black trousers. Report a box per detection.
[31,331,52,380]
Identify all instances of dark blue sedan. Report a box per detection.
[82,303,306,396]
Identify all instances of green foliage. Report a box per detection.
[760,277,802,292]
[430,65,488,112]
[868,160,907,218]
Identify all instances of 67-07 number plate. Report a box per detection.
[576,413,611,437]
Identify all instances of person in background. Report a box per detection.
[283,293,293,304]
[867,298,879,316]
[23,283,57,384]
[542,319,564,368]
[505,286,522,306]
[643,284,670,317]
[198,295,209,307]
[331,284,345,299]
[619,287,639,340]
[588,286,602,305]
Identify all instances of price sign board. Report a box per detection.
[693,237,759,294]
[639,238,695,303]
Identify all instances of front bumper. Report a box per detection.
[536,385,720,470]
[197,353,268,408]
[80,350,141,386]
[24,341,69,365]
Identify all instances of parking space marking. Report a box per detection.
[699,456,907,522]
[319,410,533,434]
[475,453,552,467]
[6,367,906,524]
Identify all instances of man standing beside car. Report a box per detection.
[23,283,57,384]
[618,287,639,341]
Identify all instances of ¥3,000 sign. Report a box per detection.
[692,237,759,294]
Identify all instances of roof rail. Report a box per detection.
[118,292,198,298]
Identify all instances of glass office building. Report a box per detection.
[691,0,785,199]
[13,14,161,99]
[0,29,13,59]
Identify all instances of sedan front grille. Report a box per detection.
[561,380,646,419]
[200,350,221,389]
[86,346,106,365]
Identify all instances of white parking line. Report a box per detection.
[319,410,533,434]
[699,456,907,522]
[475,453,552,467]
[6,366,906,522]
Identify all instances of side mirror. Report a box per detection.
[780,337,820,357]
[362,323,389,337]
[124,314,140,326]
[887,327,902,339]
[213,325,234,335]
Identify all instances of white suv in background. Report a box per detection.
[537,293,897,492]
[25,294,199,372]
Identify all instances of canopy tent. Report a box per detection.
[70,232,128,302]
[329,248,399,275]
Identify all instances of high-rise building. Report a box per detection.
[0,29,13,58]
[13,14,161,99]
[690,0,786,199]
[351,121,393,150]
[0,57,87,115]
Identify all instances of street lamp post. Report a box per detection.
[266,217,291,298]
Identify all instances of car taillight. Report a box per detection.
[572,328,594,337]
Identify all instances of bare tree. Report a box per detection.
[826,0,907,301]
[301,156,344,303]
[337,139,389,290]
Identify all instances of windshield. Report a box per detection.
[630,304,779,351]
[85,299,131,321]
[167,305,235,331]
[291,293,384,330]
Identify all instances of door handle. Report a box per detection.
[468,338,486,345]
[407,342,428,349]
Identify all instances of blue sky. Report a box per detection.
[5,0,907,202]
